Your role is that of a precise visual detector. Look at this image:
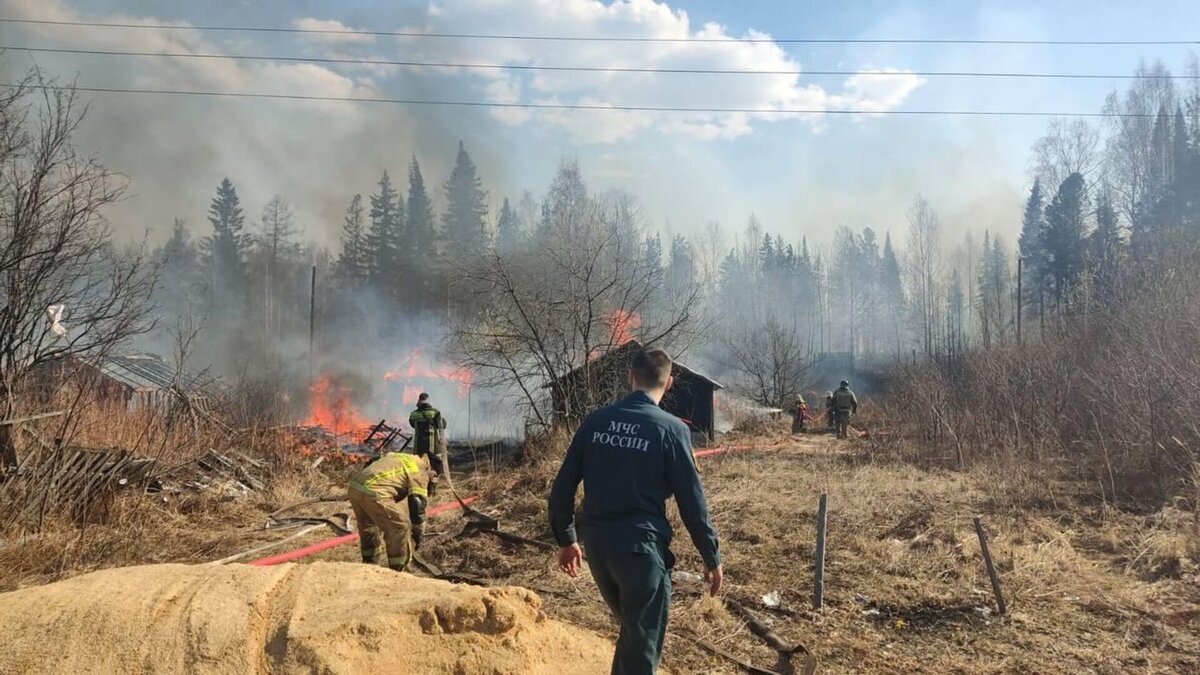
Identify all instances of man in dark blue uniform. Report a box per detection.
[549,347,723,675]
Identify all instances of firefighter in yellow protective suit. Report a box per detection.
[347,450,432,572]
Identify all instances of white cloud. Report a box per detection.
[396,0,924,143]
[835,69,925,114]
[292,17,375,44]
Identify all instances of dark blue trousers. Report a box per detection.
[584,532,673,675]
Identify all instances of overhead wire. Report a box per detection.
[0,82,1166,118]
[2,45,1196,80]
[1,17,1197,45]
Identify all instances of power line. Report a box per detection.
[2,17,1197,46]
[0,82,1164,117]
[4,45,1195,80]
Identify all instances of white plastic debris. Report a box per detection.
[862,608,881,617]
[46,304,67,338]
[973,606,993,617]
[672,571,703,585]
[761,590,781,608]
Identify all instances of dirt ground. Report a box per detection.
[2,430,1198,673]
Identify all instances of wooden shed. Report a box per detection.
[550,340,722,441]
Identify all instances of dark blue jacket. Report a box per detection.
[548,391,721,569]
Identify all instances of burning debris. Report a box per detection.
[300,349,475,440]
[302,373,371,440]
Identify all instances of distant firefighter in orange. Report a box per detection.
[791,395,810,434]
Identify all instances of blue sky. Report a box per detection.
[2,0,1197,250]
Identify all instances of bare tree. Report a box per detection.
[448,164,701,429]
[1102,61,1178,227]
[720,315,815,408]
[696,220,726,290]
[255,195,299,335]
[904,196,943,358]
[1032,118,1102,191]
[0,73,158,465]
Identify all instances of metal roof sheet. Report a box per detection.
[90,353,209,393]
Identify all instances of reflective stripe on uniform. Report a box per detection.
[410,408,441,449]
[350,453,423,497]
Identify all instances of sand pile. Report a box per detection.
[0,562,614,674]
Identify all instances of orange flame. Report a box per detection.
[607,309,641,345]
[383,349,474,400]
[302,373,371,438]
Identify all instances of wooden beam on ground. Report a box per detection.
[681,630,782,675]
[724,598,818,675]
[0,411,65,427]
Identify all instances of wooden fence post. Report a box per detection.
[813,492,828,610]
[973,516,1007,615]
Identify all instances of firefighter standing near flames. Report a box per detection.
[409,393,447,493]
[347,449,433,571]
[832,380,859,439]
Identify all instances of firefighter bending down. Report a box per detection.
[832,380,859,439]
[347,450,433,571]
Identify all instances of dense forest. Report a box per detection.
[140,59,1200,435]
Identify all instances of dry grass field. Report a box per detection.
[2,425,1197,673]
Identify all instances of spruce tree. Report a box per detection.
[976,231,1011,345]
[1018,179,1046,316]
[367,170,404,301]
[442,141,488,260]
[200,177,248,310]
[666,234,696,289]
[1042,173,1089,308]
[880,232,905,353]
[162,218,197,269]
[644,233,663,278]
[159,218,199,316]
[405,156,438,309]
[337,194,368,287]
[495,197,521,253]
[406,156,436,259]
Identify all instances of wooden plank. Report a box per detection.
[724,598,818,675]
[680,630,782,675]
[0,411,65,427]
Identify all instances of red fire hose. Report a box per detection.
[248,495,480,566]
[249,442,787,566]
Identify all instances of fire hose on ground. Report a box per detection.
[234,440,791,568]
[215,440,817,673]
